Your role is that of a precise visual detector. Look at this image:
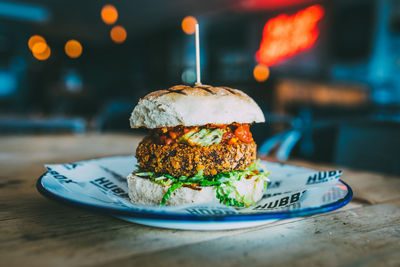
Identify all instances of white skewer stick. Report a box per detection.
[195,23,201,85]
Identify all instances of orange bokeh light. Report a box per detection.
[101,4,118,25]
[181,16,198,35]
[33,45,51,61]
[65,40,83,58]
[253,64,270,82]
[110,25,127,43]
[28,35,46,50]
[256,5,324,66]
[32,42,47,54]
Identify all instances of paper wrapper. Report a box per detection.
[44,156,345,216]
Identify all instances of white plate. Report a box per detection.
[37,156,353,230]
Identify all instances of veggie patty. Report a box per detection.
[136,137,257,177]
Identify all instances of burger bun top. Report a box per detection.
[130,84,265,129]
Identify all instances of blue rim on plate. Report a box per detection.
[36,172,353,222]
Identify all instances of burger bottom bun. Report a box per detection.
[126,173,264,207]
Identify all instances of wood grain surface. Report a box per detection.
[0,134,399,267]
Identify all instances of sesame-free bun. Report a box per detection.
[130,84,265,129]
[126,173,265,207]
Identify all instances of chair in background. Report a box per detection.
[259,118,400,175]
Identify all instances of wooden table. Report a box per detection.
[1,134,399,267]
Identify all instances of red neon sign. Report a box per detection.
[256,5,324,66]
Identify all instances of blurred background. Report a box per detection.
[0,0,399,174]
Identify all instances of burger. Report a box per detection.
[127,84,269,207]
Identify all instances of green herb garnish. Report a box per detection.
[179,128,224,146]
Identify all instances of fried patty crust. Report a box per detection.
[136,137,257,177]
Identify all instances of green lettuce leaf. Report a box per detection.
[135,160,270,207]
